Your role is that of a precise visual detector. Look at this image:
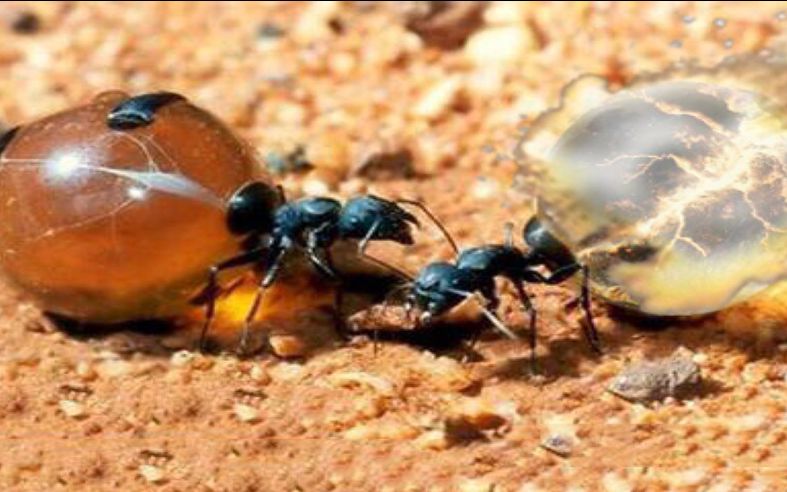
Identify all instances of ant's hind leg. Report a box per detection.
[196,246,266,352]
[512,281,538,370]
[579,265,602,354]
[238,247,288,355]
[304,238,351,341]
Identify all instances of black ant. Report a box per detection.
[196,181,459,352]
[403,217,602,367]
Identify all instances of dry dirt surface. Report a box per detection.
[1,2,786,491]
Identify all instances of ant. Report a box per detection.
[403,217,602,368]
[105,92,458,354]
[197,182,458,352]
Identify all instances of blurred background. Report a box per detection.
[1,2,784,196]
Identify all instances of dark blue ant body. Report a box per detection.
[408,218,601,366]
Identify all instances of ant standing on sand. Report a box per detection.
[404,217,602,368]
[195,183,458,353]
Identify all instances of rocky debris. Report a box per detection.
[540,434,574,457]
[464,25,538,67]
[411,76,464,121]
[139,464,166,484]
[6,9,40,34]
[445,398,512,439]
[268,333,309,358]
[264,146,312,176]
[347,304,418,332]
[328,371,397,396]
[608,350,702,403]
[398,1,488,50]
[351,141,416,180]
[233,403,261,423]
[58,400,87,419]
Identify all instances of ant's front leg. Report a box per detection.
[306,227,351,340]
[522,263,601,354]
[579,265,602,353]
[197,245,267,352]
[467,284,501,350]
[509,279,538,371]
[238,243,290,355]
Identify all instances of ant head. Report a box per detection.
[411,262,466,319]
[226,181,282,236]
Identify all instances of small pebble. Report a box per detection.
[401,1,487,50]
[75,362,97,382]
[414,429,450,450]
[96,359,133,378]
[352,142,415,180]
[458,478,495,492]
[59,400,87,419]
[9,10,40,34]
[268,334,309,358]
[249,365,271,384]
[540,434,574,457]
[608,350,701,403]
[170,350,196,368]
[234,403,261,423]
[464,26,536,67]
[445,398,509,438]
[139,464,166,484]
[411,77,463,120]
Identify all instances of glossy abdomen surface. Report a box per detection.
[0,92,266,322]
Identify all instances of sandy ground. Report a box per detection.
[0,2,786,491]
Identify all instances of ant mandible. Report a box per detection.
[404,217,602,368]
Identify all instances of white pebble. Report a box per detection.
[464,26,536,67]
[139,464,166,484]
[59,400,86,419]
[234,403,261,423]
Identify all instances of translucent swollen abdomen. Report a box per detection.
[0,91,270,322]
[520,57,787,315]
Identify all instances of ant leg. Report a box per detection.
[447,288,519,340]
[197,246,266,352]
[238,247,288,355]
[579,265,602,354]
[304,233,351,341]
[396,199,459,255]
[511,281,538,370]
[107,92,185,129]
[467,286,499,351]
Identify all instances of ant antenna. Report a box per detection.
[396,199,460,255]
[360,252,415,282]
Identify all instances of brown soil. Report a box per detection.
[0,2,785,491]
